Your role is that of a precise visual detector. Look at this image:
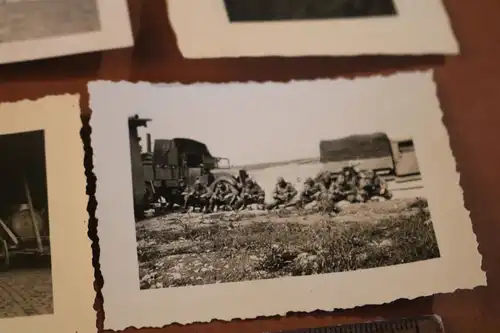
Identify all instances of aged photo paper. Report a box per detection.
[89,71,485,330]
[0,95,95,333]
[0,0,133,64]
[167,0,459,58]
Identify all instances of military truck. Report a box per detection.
[128,115,235,217]
[319,132,421,180]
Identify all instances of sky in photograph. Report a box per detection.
[133,76,426,166]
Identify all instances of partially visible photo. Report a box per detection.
[0,0,100,43]
[223,0,397,22]
[0,130,52,318]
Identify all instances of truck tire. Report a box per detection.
[210,175,238,191]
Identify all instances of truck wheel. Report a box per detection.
[0,239,10,271]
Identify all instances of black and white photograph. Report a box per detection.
[131,120,438,289]
[0,0,132,64]
[167,0,459,58]
[89,72,485,330]
[0,129,52,318]
[0,95,96,333]
[223,0,397,22]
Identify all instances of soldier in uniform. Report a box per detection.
[266,176,298,210]
[331,173,361,203]
[183,179,211,212]
[234,178,266,210]
[233,169,250,192]
[342,165,360,187]
[209,181,239,212]
[200,163,215,186]
[356,172,372,202]
[316,171,336,203]
[297,177,321,207]
[366,170,392,201]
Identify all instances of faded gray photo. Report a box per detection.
[127,83,440,291]
[0,0,100,43]
[0,130,53,318]
[223,0,397,22]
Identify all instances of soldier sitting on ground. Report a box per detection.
[364,170,392,201]
[342,165,361,187]
[331,173,362,203]
[316,171,336,203]
[209,181,239,212]
[200,163,216,186]
[233,169,251,192]
[183,179,211,212]
[266,176,298,210]
[297,177,321,208]
[356,172,372,203]
[234,178,266,210]
[164,179,186,210]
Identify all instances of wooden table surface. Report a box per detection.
[1,0,499,332]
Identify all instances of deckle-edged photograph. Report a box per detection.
[0,0,132,64]
[0,95,95,333]
[89,71,485,330]
[167,0,459,58]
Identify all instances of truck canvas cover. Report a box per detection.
[319,132,395,172]
[153,138,215,168]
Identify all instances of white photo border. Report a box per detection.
[167,0,459,58]
[0,95,95,333]
[89,71,485,331]
[0,0,133,64]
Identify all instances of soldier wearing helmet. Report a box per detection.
[266,176,298,210]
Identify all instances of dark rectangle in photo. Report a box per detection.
[0,129,53,318]
[223,0,397,22]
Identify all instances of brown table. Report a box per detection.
[1,0,499,332]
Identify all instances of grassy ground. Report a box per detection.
[137,197,439,289]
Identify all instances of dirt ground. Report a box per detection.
[0,268,53,318]
[0,0,100,43]
[137,197,439,289]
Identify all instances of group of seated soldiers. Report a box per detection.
[297,166,392,208]
[180,166,392,213]
[181,172,266,213]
